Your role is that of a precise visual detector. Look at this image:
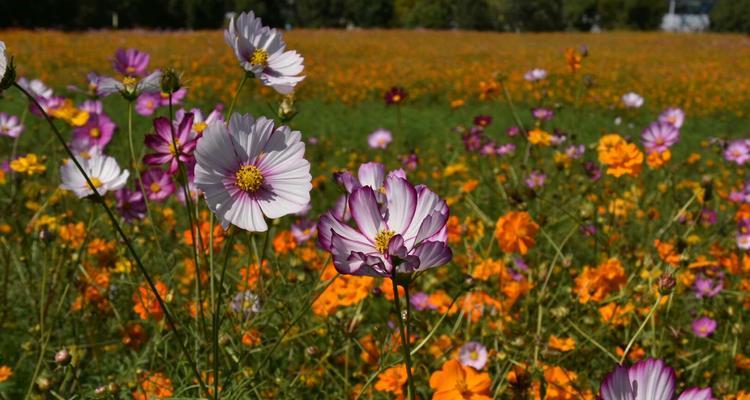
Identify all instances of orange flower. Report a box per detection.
[528,128,552,146]
[565,47,582,73]
[237,261,270,290]
[574,258,626,303]
[273,230,297,254]
[597,134,643,177]
[450,99,465,109]
[472,258,505,281]
[132,281,168,321]
[312,264,374,317]
[598,302,634,326]
[133,371,173,400]
[59,222,86,247]
[375,364,409,399]
[242,329,262,347]
[429,359,492,400]
[0,365,12,382]
[461,179,479,193]
[548,335,576,352]
[183,219,224,254]
[428,290,458,315]
[735,354,750,370]
[616,344,646,362]
[494,211,539,255]
[654,239,681,266]
[646,149,671,169]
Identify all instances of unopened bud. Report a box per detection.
[160,68,181,94]
[55,348,71,366]
[278,94,297,122]
[658,273,676,295]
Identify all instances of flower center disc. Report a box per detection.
[374,229,396,254]
[90,127,100,138]
[90,177,103,188]
[249,49,269,67]
[235,165,264,193]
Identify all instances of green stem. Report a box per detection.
[391,278,416,400]
[213,229,237,400]
[13,82,209,396]
[226,73,249,119]
[620,295,662,364]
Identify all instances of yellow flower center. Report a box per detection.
[235,165,264,193]
[249,48,269,67]
[169,141,180,155]
[470,351,479,360]
[149,182,161,193]
[374,229,396,254]
[392,94,401,103]
[122,76,138,91]
[194,121,208,134]
[90,177,103,188]
[90,127,101,138]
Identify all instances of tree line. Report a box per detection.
[0,0,746,33]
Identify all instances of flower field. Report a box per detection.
[1,16,750,400]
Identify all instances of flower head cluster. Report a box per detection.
[574,258,627,303]
[597,134,644,177]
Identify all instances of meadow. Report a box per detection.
[0,20,749,400]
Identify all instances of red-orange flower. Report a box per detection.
[494,211,539,254]
[429,359,492,400]
[133,281,168,321]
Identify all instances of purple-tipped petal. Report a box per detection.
[677,388,714,400]
[629,359,675,400]
[411,241,451,270]
[358,162,386,189]
[600,365,635,400]
[349,186,384,240]
[385,176,417,234]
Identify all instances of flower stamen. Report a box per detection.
[235,165,264,193]
[374,229,396,254]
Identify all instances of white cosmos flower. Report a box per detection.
[622,92,644,108]
[224,11,305,94]
[194,113,312,232]
[59,151,129,198]
[97,70,162,99]
[17,77,53,99]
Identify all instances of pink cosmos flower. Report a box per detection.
[724,140,750,165]
[691,316,717,338]
[622,92,644,108]
[194,113,312,232]
[0,112,23,138]
[642,121,679,154]
[71,113,116,151]
[140,168,175,202]
[525,171,546,189]
[78,99,103,114]
[113,48,150,77]
[317,175,452,277]
[143,113,197,174]
[658,107,685,129]
[135,92,161,116]
[176,106,224,137]
[459,342,488,370]
[600,358,713,400]
[368,128,392,149]
[524,68,547,82]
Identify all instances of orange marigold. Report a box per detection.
[574,258,626,303]
[273,230,297,254]
[133,371,173,400]
[375,364,409,399]
[0,365,12,382]
[548,335,576,352]
[133,281,168,321]
[597,134,644,177]
[494,211,539,255]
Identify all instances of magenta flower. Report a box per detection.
[194,113,312,232]
[600,358,713,400]
[140,168,175,202]
[113,48,150,77]
[409,291,431,311]
[71,113,116,151]
[506,126,520,136]
[738,218,750,250]
[135,92,161,116]
[724,140,750,165]
[368,128,392,149]
[0,112,23,138]
[400,152,419,171]
[143,113,197,174]
[158,87,187,106]
[642,122,679,154]
[384,86,407,105]
[691,316,717,338]
[317,175,452,277]
[459,342,488,370]
[78,99,103,114]
[115,187,146,222]
[531,107,554,121]
[658,107,685,129]
[176,107,224,137]
[473,115,492,127]
[525,171,546,189]
[693,274,723,299]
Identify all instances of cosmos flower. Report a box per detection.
[473,115,492,127]
[659,107,685,128]
[0,112,23,138]
[459,342,488,370]
[692,316,717,338]
[224,11,305,94]
[525,170,546,189]
[368,128,392,149]
[622,92,644,108]
[71,113,116,151]
[176,107,224,137]
[113,48,150,77]
[97,70,162,100]
[59,152,129,198]
[737,219,750,250]
[506,126,520,136]
[194,113,312,232]
[140,168,175,202]
[642,121,679,154]
[531,107,554,121]
[693,274,723,299]
[724,140,750,165]
[230,290,261,319]
[115,187,147,222]
[135,92,161,116]
[78,99,103,114]
[524,68,547,81]
[429,359,491,400]
[143,113,197,174]
[317,175,451,277]
[600,359,713,400]
[17,77,53,99]
[494,211,539,255]
[291,219,317,243]
[400,152,419,171]
[384,86,407,105]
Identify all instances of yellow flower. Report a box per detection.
[548,335,576,352]
[10,154,46,176]
[528,128,552,146]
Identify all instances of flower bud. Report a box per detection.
[160,68,181,94]
[0,56,16,93]
[278,94,297,122]
[658,273,676,295]
[55,348,71,366]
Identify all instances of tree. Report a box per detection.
[503,0,565,32]
[711,0,750,33]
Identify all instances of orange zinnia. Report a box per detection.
[429,359,492,400]
[494,211,539,255]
